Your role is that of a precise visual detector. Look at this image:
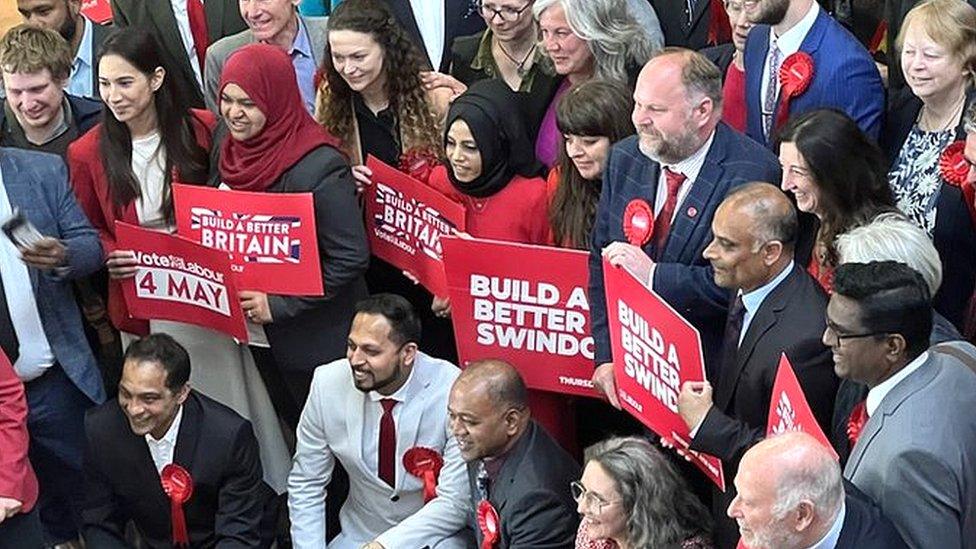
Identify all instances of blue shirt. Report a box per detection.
[739,260,795,345]
[289,18,317,114]
[67,17,94,99]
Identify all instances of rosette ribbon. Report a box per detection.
[939,141,976,222]
[477,499,501,549]
[398,148,440,183]
[161,463,194,547]
[774,52,815,132]
[622,199,654,247]
[403,446,444,503]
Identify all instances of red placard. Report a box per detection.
[603,259,725,490]
[116,222,248,342]
[766,353,838,460]
[173,184,322,296]
[81,0,113,24]
[364,156,465,297]
[442,236,597,398]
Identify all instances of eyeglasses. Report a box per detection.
[823,322,889,346]
[570,481,620,513]
[479,1,532,22]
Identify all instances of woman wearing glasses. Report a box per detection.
[777,109,897,293]
[573,437,714,549]
[423,0,562,140]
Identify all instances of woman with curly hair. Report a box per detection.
[548,79,635,249]
[573,436,714,549]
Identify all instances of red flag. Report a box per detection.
[765,353,838,460]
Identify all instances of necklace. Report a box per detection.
[919,91,967,133]
[495,39,536,78]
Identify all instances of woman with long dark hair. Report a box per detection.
[68,29,291,493]
[777,109,897,292]
[548,79,634,249]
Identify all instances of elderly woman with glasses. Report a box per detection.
[572,437,714,549]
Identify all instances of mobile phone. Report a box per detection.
[1,209,44,249]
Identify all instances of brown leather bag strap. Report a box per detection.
[931,343,976,375]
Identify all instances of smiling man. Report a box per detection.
[288,293,472,549]
[674,182,836,548]
[448,359,580,549]
[82,333,274,547]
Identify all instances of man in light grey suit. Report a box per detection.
[204,0,328,113]
[826,261,976,549]
[288,294,472,549]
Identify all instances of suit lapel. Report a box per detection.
[771,10,828,143]
[147,4,190,74]
[744,27,768,140]
[394,359,430,491]
[637,161,661,259]
[173,392,202,469]
[689,0,710,36]
[345,380,366,469]
[490,422,534,516]
[205,0,227,43]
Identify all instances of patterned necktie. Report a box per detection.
[762,38,782,140]
[476,460,490,501]
[378,398,397,487]
[653,168,687,259]
[846,399,869,447]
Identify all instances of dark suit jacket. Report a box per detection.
[2,148,105,405]
[466,421,580,549]
[82,391,274,548]
[836,482,908,548]
[208,139,369,373]
[880,88,976,333]
[650,0,716,50]
[744,9,884,147]
[589,123,781,371]
[109,0,247,108]
[701,43,735,78]
[380,0,486,72]
[690,263,838,548]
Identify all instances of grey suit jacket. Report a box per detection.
[844,341,976,549]
[203,16,329,112]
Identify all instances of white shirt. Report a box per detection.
[0,170,55,381]
[361,366,417,477]
[739,260,794,346]
[146,405,184,474]
[806,501,846,549]
[170,0,204,90]
[131,132,169,230]
[408,0,445,70]
[759,1,820,109]
[866,351,929,417]
[653,130,716,222]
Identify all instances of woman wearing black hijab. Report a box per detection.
[428,79,550,244]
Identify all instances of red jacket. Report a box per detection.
[0,353,38,513]
[67,109,217,335]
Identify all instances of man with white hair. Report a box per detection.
[729,431,905,549]
[830,213,961,464]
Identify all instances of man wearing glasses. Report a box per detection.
[676,183,837,548]
[448,359,579,549]
[830,261,976,549]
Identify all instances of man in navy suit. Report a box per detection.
[0,147,105,546]
[729,431,906,549]
[588,48,780,407]
[743,0,883,147]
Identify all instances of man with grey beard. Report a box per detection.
[587,47,780,408]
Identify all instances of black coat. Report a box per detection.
[82,391,275,548]
[881,88,976,333]
[466,421,580,549]
[379,0,486,73]
[650,0,719,50]
[836,482,909,548]
[690,264,838,549]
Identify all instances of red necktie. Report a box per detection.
[653,168,687,257]
[187,0,209,71]
[379,398,397,487]
[846,400,869,447]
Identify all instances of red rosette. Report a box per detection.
[477,499,501,549]
[398,148,440,183]
[403,446,444,503]
[161,464,194,547]
[940,141,969,187]
[622,199,654,246]
[774,52,815,132]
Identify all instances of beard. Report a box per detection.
[751,0,790,25]
[59,13,77,42]
[636,126,702,165]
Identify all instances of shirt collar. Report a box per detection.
[805,501,845,549]
[74,16,94,72]
[367,355,419,404]
[740,260,794,317]
[866,351,929,416]
[145,404,184,447]
[288,16,313,59]
[770,1,819,56]
[664,128,716,183]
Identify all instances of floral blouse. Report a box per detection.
[574,521,714,549]
[887,125,955,236]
